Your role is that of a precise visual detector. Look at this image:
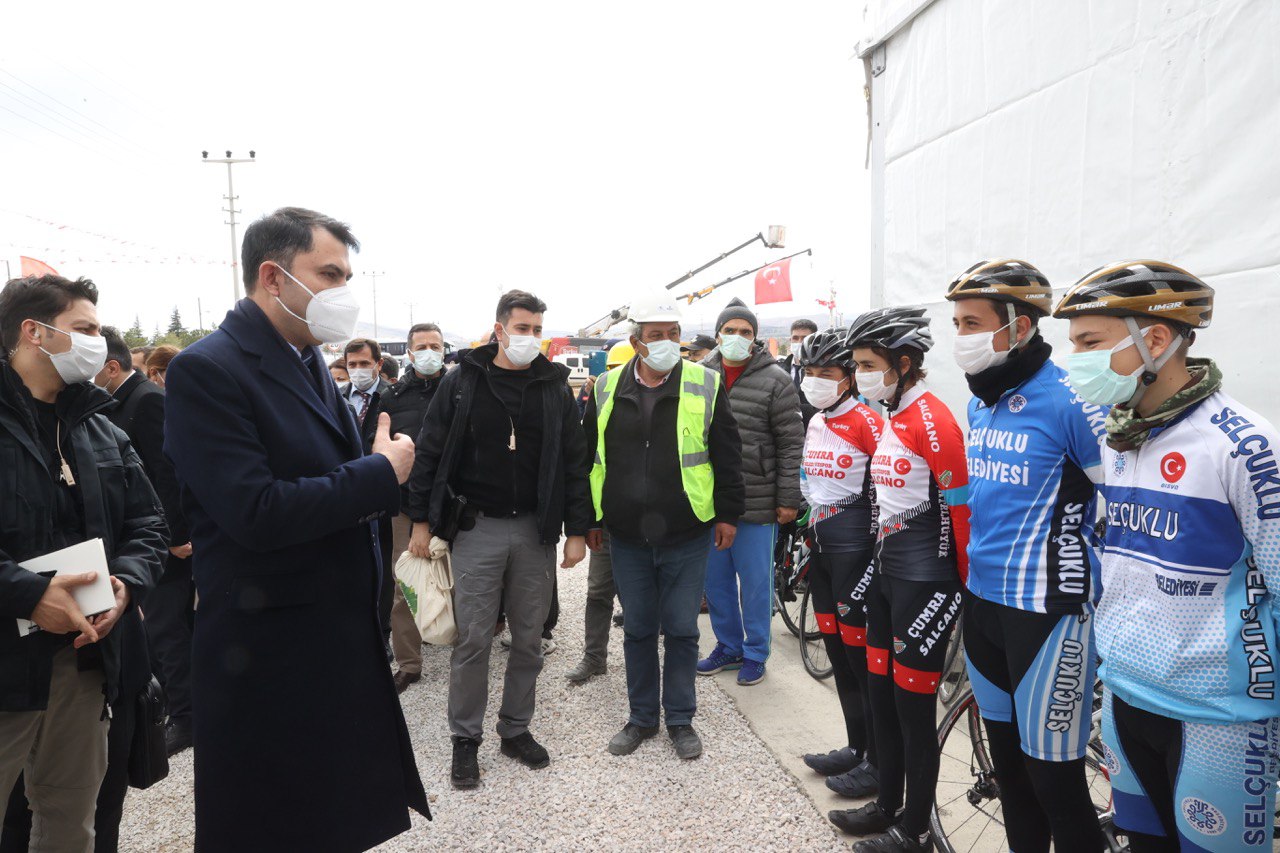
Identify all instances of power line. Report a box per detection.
[0,68,161,157]
[0,81,122,156]
[0,101,124,165]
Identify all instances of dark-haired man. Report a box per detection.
[382,323,448,691]
[0,275,165,852]
[96,328,195,758]
[405,290,590,789]
[341,338,397,644]
[164,207,428,851]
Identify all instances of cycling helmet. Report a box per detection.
[844,306,933,353]
[795,328,852,370]
[1053,260,1214,330]
[945,258,1054,317]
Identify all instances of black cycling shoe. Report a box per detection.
[500,731,550,769]
[828,801,899,836]
[852,825,933,852]
[451,736,481,789]
[826,759,880,799]
[802,745,861,776]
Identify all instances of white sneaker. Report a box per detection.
[499,633,511,649]
[541,638,558,655]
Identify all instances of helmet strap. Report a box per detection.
[1122,316,1183,409]
[1005,303,1020,352]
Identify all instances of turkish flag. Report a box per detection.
[20,256,59,277]
[754,257,793,305]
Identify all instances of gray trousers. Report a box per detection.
[583,528,616,667]
[448,514,555,741]
[0,646,109,853]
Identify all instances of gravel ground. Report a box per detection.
[119,561,846,852]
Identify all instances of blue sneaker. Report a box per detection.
[697,643,743,675]
[737,659,766,685]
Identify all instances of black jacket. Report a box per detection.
[779,352,818,424]
[110,371,187,543]
[404,345,592,545]
[106,371,177,700]
[583,358,745,546]
[382,368,445,440]
[0,359,166,711]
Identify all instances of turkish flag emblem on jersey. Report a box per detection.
[755,258,793,305]
[1160,452,1187,483]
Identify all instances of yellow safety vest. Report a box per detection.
[589,361,718,523]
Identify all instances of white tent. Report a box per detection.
[857,0,1280,424]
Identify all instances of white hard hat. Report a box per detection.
[627,290,683,324]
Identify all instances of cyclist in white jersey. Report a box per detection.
[791,329,887,804]
[1056,261,1280,852]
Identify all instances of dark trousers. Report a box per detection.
[610,531,713,728]
[378,515,394,640]
[147,554,194,720]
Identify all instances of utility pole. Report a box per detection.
[202,149,256,306]
[827,282,838,328]
[197,298,204,332]
[2,260,10,281]
[407,300,415,326]
[363,271,385,338]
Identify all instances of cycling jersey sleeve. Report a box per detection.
[850,406,884,456]
[1059,385,1108,485]
[915,407,971,583]
[1211,407,1280,608]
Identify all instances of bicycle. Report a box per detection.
[772,513,811,638]
[931,682,1126,852]
[936,614,968,708]
[798,581,834,681]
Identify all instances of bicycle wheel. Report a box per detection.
[937,614,968,707]
[798,584,833,680]
[931,688,1125,853]
[774,528,809,638]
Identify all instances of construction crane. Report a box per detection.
[577,226,787,337]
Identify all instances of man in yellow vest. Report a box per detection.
[584,291,745,760]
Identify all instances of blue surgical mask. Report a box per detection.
[1066,332,1146,406]
[718,333,753,362]
[640,339,681,373]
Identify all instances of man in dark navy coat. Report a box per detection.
[163,207,428,852]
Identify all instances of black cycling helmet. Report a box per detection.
[844,306,933,353]
[795,328,852,370]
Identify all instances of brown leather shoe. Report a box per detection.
[393,670,420,694]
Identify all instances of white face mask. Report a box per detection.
[639,339,682,373]
[347,367,378,391]
[274,264,361,344]
[855,368,898,403]
[718,333,753,363]
[34,321,108,385]
[801,376,845,410]
[500,329,541,366]
[953,320,1017,375]
[411,348,444,376]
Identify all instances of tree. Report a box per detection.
[167,307,186,339]
[122,316,148,349]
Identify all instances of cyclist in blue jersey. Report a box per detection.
[946,259,1109,852]
[1056,262,1280,853]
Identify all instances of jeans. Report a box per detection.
[704,521,777,663]
[610,531,713,728]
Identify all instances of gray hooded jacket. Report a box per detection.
[704,345,805,525]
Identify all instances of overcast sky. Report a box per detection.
[2,1,869,342]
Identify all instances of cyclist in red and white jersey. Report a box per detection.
[793,329,887,804]
[837,307,970,853]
